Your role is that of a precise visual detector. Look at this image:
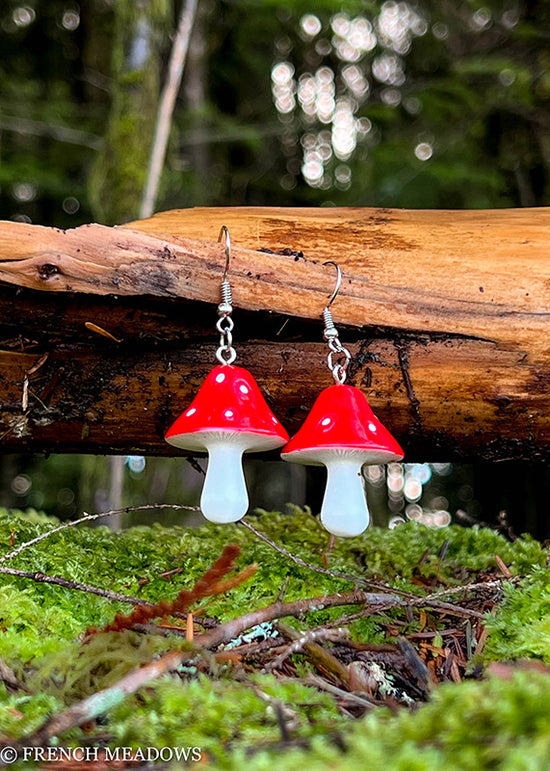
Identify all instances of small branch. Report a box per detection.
[422,579,509,600]
[0,504,199,564]
[0,565,217,630]
[195,590,483,655]
[275,621,350,685]
[0,114,101,150]
[2,506,485,626]
[92,544,250,635]
[6,585,484,757]
[242,522,481,619]
[304,673,376,710]
[239,520,413,596]
[266,625,349,671]
[3,648,189,755]
[0,565,156,606]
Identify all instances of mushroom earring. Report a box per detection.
[164,227,289,524]
[281,262,404,538]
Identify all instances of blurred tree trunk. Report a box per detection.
[88,0,172,224]
[182,1,210,204]
[108,455,124,528]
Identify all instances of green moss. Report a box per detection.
[0,508,549,768]
[0,585,84,668]
[0,690,63,741]
[233,670,550,771]
[483,568,550,663]
[109,673,345,766]
[28,631,191,703]
[0,508,546,666]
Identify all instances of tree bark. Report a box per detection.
[0,206,548,461]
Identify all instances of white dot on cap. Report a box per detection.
[321,417,332,426]
[271,416,278,424]
[368,422,377,432]
[186,408,197,417]
[215,373,226,383]
[224,409,234,418]
[239,384,249,394]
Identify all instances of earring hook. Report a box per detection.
[215,226,236,365]
[321,260,350,385]
[218,225,231,282]
[323,260,342,310]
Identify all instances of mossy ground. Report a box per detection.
[0,508,548,769]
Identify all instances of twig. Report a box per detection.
[197,590,483,654]
[421,579,509,601]
[276,575,290,603]
[0,658,28,692]
[0,504,199,564]
[274,702,291,743]
[304,674,376,709]
[241,522,487,618]
[2,506,485,627]
[495,554,512,579]
[5,586,482,757]
[240,520,413,596]
[266,625,349,671]
[0,113,101,150]
[1,648,190,756]
[92,544,249,634]
[4,506,499,614]
[0,565,158,606]
[140,0,199,218]
[397,637,432,694]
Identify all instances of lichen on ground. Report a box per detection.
[0,507,548,769]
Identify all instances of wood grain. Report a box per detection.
[0,206,548,459]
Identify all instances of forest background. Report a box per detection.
[0,0,549,536]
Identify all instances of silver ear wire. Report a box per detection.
[219,225,231,284]
[216,226,237,365]
[322,261,351,385]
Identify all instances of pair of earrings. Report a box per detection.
[165,227,404,538]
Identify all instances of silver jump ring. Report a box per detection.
[216,346,237,365]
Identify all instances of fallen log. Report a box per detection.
[0,206,548,460]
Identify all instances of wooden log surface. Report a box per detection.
[0,206,549,460]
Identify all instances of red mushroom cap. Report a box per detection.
[165,364,289,452]
[281,384,403,464]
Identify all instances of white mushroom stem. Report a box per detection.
[200,439,249,523]
[320,458,370,537]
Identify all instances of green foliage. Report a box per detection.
[0,584,84,669]
[0,690,63,740]
[28,631,191,703]
[0,508,549,767]
[350,521,544,581]
[0,509,545,657]
[110,673,344,761]
[483,568,550,663]
[237,670,550,771]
